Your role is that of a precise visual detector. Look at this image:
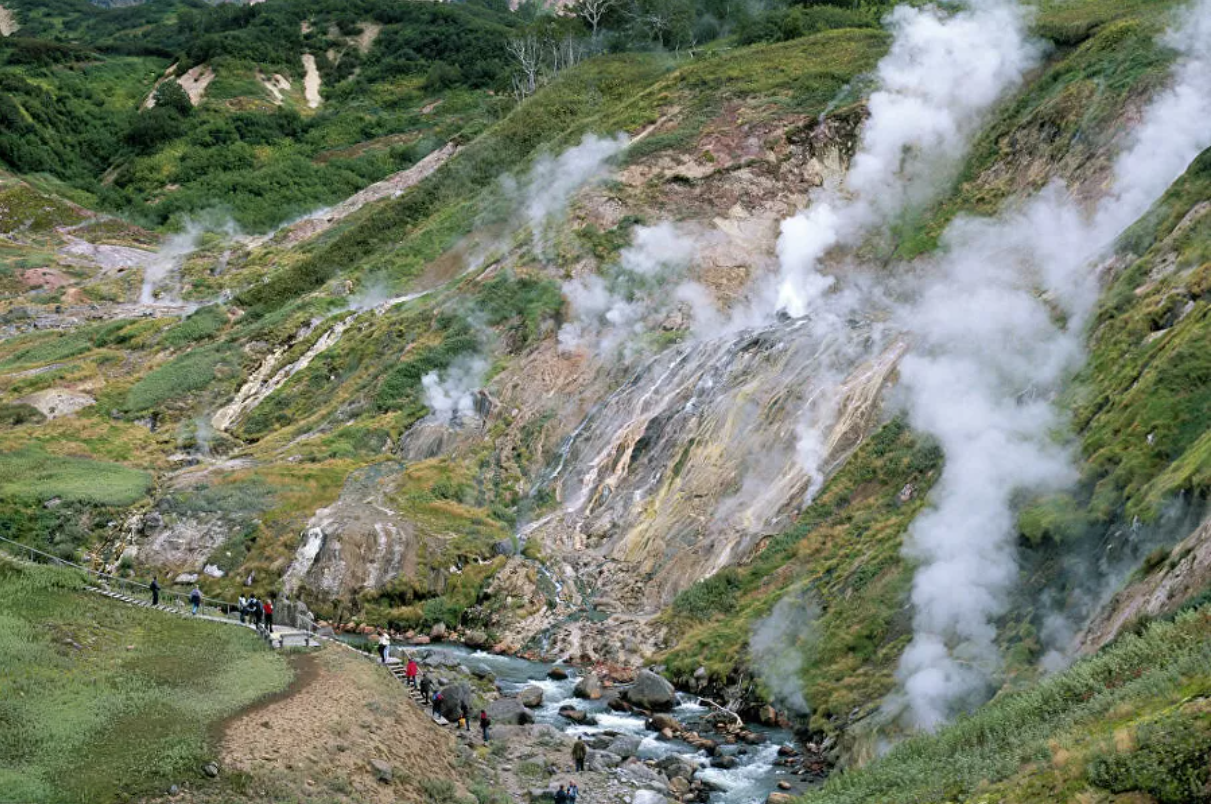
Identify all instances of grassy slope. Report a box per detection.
[0,554,291,804]
[802,604,1211,804]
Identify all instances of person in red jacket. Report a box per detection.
[262,596,274,633]
[405,657,419,687]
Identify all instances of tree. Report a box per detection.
[507,33,542,101]
[153,81,194,117]
[574,0,619,35]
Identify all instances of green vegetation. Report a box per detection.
[801,606,1211,804]
[161,304,228,347]
[0,445,150,506]
[0,554,291,804]
[121,342,241,414]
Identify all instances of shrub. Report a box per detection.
[1088,711,1211,803]
[122,343,239,413]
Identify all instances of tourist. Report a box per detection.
[237,594,247,624]
[460,701,470,731]
[150,577,160,607]
[251,595,263,627]
[479,710,491,743]
[378,631,390,664]
[189,586,201,615]
[572,738,587,772]
[420,674,432,699]
[432,690,443,717]
[569,781,579,802]
[406,656,419,686]
[263,596,274,633]
[554,785,568,804]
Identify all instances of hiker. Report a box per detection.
[150,577,160,607]
[263,596,274,633]
[568,782,579,803]
[237,594,247,624]
[460,701,470,731]
[189,586,201,615]
[572,738,587,772]
[377,631,391,664]
[406,656,419,686]
[432,690,443,717]
[554,786,568,804]
[479,709,491,743]
[419,674,432,699]
[251,595,263,627]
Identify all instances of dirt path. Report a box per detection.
[212,646,461,804]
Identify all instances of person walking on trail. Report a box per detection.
[406,657,419,686]
[377,631,391,664]
[237,594,247,624]
[460,701,470,731]
[251,595,263,627]
[263,596,274,633]
[568,781,579,803]
[189,586,201,615]
[479,710,491,743]
[419,674,432,700]
[150,577,160,607]
[432,690,443,717]
[572,738,587,772]
[554,786,568,804]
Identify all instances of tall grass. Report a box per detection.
[0,554,291,804]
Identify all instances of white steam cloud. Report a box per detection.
[893,0,1211,730]
[750,593,819,716]
[558,222,705,357]
[502,132,629,251]
[140,217,239,305]
[423,355,489,423]
[767,0,1042,319]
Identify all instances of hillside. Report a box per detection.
[0,0,1209,801]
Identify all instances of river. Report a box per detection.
[387,643,798,804]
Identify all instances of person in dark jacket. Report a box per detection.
[150,577,160,606]
[419,674,432,699]
[432,690,443,717]
[554,786,568,804]
[460,701,471,731]
[189,586,201,615]
[572,738,587,772]
[479,710,491,743]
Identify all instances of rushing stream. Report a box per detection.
[384,644,798,804]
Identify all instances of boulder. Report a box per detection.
[648,713,681,733]
[668,776,691,797]
[711,755,738,770]
[547,666,569,680]
[438,682,474,722]
[201,762,219,778]
[518,686,544,708]
[586,750,622,771]
[573,673,603,700]
[766,795,794,804]
[656,755,698,782]
[557,706,595,725]
[607,696,633,713]
[202,564,225,579]
[758,704,778,725]
[738,730,767,745]
[624,670,676,711]
[463,629,488,648]
[411,635,431,645]
[621,762,668,791]
[370,759,393,783]
[487,698,534,726]
[173,573,198,585]
[606,734,642,758]
[430,622,447,641]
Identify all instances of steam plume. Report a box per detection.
[140,217,238,305]
[894,0,1211,730]
[750,592,819,715]
[423,355,490,423]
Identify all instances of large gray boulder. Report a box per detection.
[518,686,545,708]
[606,733,642,758]
[487,697,534,726]
[624,670,676,711]
[439,682,474,721]
[586,750,623,771]
[573,672,603,699]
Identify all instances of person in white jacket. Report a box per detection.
[378,631,391,664]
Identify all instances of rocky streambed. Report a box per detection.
[376,644,821,804]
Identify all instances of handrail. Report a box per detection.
[0,533,239,616]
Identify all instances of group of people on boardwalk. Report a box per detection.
[237,593,274,632]
[554,782,580,803]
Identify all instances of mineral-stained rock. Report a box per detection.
[547,666,569,680]
[574,672,603,699]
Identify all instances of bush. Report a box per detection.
[122,343,239,413]
[162,305,227,347]
[1088,711,1211,803]
[671,568,741,621]
[0,403,47,428]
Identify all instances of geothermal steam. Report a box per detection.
[423,355,490,423]
[894,0,1211,730]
